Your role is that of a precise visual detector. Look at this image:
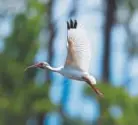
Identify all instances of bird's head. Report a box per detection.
[25,62,49,71]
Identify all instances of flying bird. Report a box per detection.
[25,19,103,97]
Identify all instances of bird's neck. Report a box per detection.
[45,65,63,73]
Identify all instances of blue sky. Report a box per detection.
[1,0,138,124]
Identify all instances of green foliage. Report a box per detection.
[0,0,55,124]
[84,82,138,125]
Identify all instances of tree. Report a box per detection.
[0,0,55,125]
[102,0,116,82]
[83,0,138,125]
[37,0,56,124]
[59,0,79,123]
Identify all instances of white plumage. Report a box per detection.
[25,20,103,97]
[65,28,91,72]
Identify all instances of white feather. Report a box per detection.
[64,28,91,72]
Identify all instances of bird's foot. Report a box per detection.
[95,88,104,98]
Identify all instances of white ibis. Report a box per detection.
[25,19,103,97]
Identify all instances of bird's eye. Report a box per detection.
[40,63,43,66]
[38,63,44,67]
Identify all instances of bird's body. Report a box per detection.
[60,66,88,81]
[61,27,91,81]
[25,20,103,97]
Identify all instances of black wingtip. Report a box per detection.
[67,19,77,30]
[74,20,77,28]
[70,19,73,28]
[67,21,70,30]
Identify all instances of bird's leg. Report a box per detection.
[82,75,104,98]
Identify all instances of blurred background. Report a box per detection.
[0,0,138,125]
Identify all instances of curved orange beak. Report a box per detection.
[24,64,40,72]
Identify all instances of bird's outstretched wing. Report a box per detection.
[65,20,91,72]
